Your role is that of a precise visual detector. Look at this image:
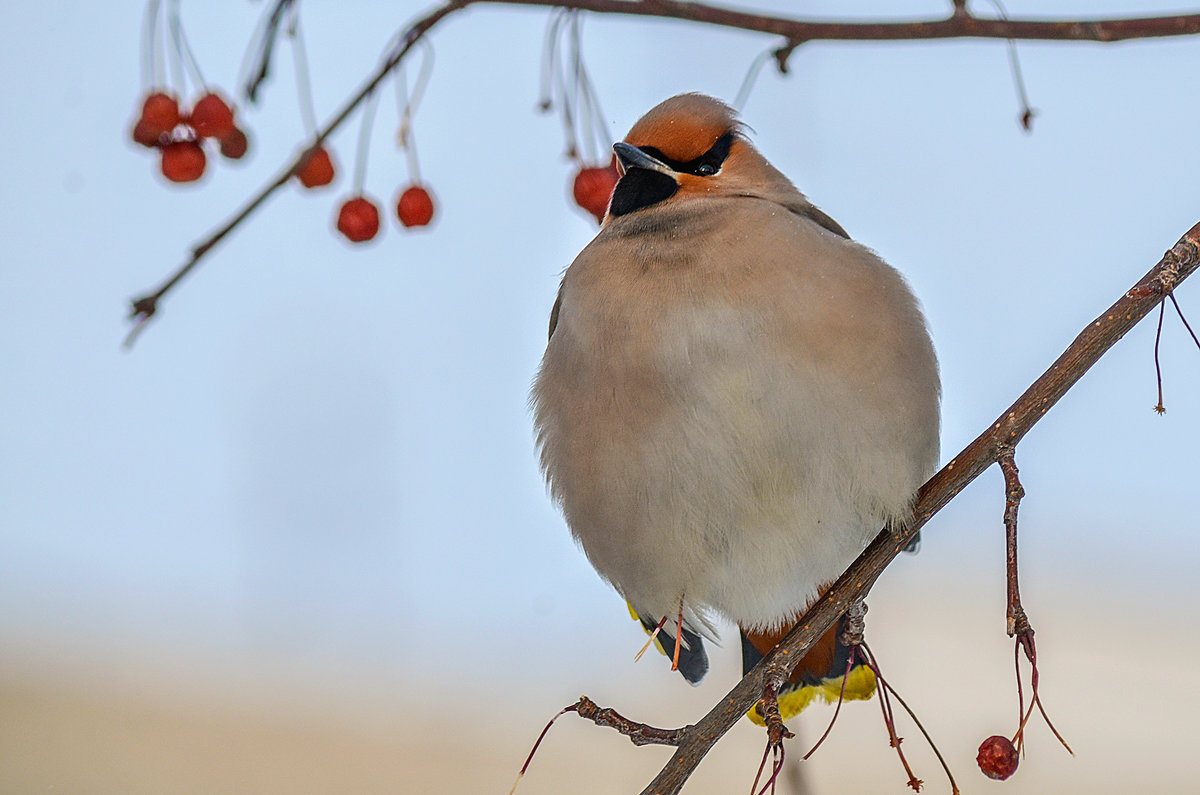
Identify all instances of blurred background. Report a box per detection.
[2,1,1198,792]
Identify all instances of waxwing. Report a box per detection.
[532,94,940,720]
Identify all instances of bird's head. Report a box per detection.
[607,93,791,222]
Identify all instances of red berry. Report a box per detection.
[395,185,435,228]
[572,160,620,223]
[297,147,336,188]
[131,118,164,148]
[976,735,1019,781]
[140,92,180,135]
[160,141,206,183]
[219,128,249,160]
[337,196,381,243]
[190,92,235,139]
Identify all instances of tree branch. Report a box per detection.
[998,446,1032,638]
[125,1,1200,343]
[506,0,1200,43]
[632,221,1200,794]
[574,696,689,747]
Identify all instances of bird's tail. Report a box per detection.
[741,613,876,725]
[628,603,710,685]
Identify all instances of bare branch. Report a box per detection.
[125,0,1200,342]
[636,221,1200,794]
[997,446,1030,638]
[503,0,1200,44]
[573,697,689,747]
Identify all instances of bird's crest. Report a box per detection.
[624,93,743,163]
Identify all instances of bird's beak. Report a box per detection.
[613,142,675,178]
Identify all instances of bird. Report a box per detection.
[531,93,940,721]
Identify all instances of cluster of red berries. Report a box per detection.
[334,185,436,243]
[131,91,247,183]
[572,155,620,224]
[287,145,436,243]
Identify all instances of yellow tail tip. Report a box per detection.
[746,665,877,725]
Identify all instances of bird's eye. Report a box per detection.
[695,164,717,176]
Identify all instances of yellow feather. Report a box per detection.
[745,665,877,725]
[819,664,877,703]
[628,602,668,657]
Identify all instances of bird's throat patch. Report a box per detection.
[609,169,679,217]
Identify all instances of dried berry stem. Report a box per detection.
[802,654,852,760]
[394,39,434,183]
[983,0,1036,130]
[1168,293,1200,349]
[287,6,319,137]
[1154,298,1168,413]
[167,0,206,93]
[876,676,959,795]
[141,0,164,90]
[240,0,295,103]
[509,703,577,794]
[750,741,784,795]
[732,47,774,110]
[1011,634,1074,757]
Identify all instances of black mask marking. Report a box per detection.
[608,169,679,217]
[607,132,735,217]
[642,131,735,177]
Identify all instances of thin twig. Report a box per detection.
[167,0,206,92]
[803,600,867,758]
[573,695,690,747]
[1033,692,1074,756]
[802,651,854,760]
[351,87,381,193]
[141,0,162,90]
[1013,639,1025,751]
[732,47,774,110]
[997,446,1030,638]
[240,0,293,103]
[985,0,1037,130]
[863,644,959,795]
[751,744,784,795]
[288,6,319,137]
[1011,633,1074,757]
[861,643,922,792]
[509,703,577,794]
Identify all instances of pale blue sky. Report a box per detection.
[1,0,1198,782]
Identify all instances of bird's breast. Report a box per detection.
[532,202,939,628]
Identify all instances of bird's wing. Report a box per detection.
[786,201,850,240]
[547,284,564,341]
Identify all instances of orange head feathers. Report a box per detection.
[607,93,801,222]
[622,93,743,163]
